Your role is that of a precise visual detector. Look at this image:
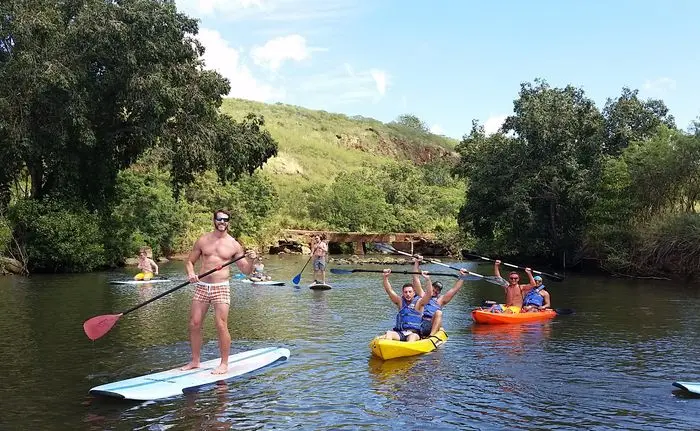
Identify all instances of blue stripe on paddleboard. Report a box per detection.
[100,347,284,392]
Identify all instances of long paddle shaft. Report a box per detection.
[374,243,505,286]
[329,268,480,280]
[292,255,312,285]
[463,252,564,281]
[83,254,247,341]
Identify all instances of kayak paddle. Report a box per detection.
[330,267,481,280]
[292,255,312,285]
[373,243,506,287]
[83,254,247,341]
[463,252,564,281]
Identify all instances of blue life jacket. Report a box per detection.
[395,296,423,332]
[523,286,546,307]
[423,297,442,321]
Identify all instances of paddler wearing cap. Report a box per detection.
[411,255,469,337]
[521,275,552,312]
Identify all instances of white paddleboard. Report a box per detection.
[89,347,290,401]
[309,282,332,290]
[673,381,700,395]
[241,279,285,286]
[109,278,172,285]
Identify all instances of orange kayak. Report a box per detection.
[471,306,557,324]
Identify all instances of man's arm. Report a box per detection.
[541,290,551,309]
[439,269,466,305]
[185,239,202,282]
[411,257,425,297]
[234,241,256,275]
[150,259,159,275]
[416,271,433,311]
[521,268,536,292]
[383,269,401,306]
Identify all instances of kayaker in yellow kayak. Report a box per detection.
[380,268,434,342]
[411,262,469,336]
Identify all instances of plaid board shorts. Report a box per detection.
[192,281,231,304]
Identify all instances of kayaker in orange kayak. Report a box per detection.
[489,260,536,312]
[521,275,551,312]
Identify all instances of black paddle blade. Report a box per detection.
[554,308,575,315]
[373,243,396,253]
[329,268,355,275]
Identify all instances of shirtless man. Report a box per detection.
[181,209,257,374]
[134,247,158,281]
[492,260,536,312]
[311,234,328,284]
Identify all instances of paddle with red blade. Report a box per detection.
[374,243,507,287]
[83,254,247,341]
[463,252,564,281]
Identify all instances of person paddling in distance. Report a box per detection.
[311,233,329,284]
[181,209,257,375]
[521,275,551,312]
[249,257,271,282]
[410,256,468,336]
[380,268,434,342]
[489,260,536,313]
[134,247,159,281]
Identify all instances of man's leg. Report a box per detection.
[211,301,231,374]
[430,310,443,336]
[181,299,209,370]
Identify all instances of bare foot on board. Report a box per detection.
[180,361,200,371]
[211,363,228,375]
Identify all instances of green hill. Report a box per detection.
[220,98,464,236]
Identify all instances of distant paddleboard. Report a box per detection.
[309,282,332,290]
[109,278,171,285]
[241,279,285,286]
[89,347,290,401]
[673,381,700,395]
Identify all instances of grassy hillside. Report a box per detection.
[220,98,465,232]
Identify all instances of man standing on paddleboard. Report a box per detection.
[181,209,257,374]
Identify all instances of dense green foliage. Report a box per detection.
[0,0,277,213]
[8,199,105,272]
[456,79,700,279]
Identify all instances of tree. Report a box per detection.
[392,114,429,133]
[602,87,675,155]
[0,0,277,212]
[456,79,606,260]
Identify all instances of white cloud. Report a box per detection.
[251,34,322,71]
[370,69,387,96]
[299,64,389,105]
[429,124,444,135]
[642,77,676,96]
[483,114,508,136]
[196,28,283,102]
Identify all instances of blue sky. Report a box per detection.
[175,0,700,139]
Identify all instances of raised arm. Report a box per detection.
[521,268,536,292]
[494,260,508,288]
[416,271,434,310]
[439,268,466,306]
[382,269,401,306]
[411,256,425,297]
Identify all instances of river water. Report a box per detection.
[0,255,698,430]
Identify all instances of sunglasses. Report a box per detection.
[215,217,230,222]
[509,276,519,280]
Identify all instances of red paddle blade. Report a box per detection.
[83,313,123,341]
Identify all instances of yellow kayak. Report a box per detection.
[369,329,448,360]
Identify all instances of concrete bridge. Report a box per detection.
[279,229,436,255]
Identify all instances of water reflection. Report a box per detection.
[2,257,700,430]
